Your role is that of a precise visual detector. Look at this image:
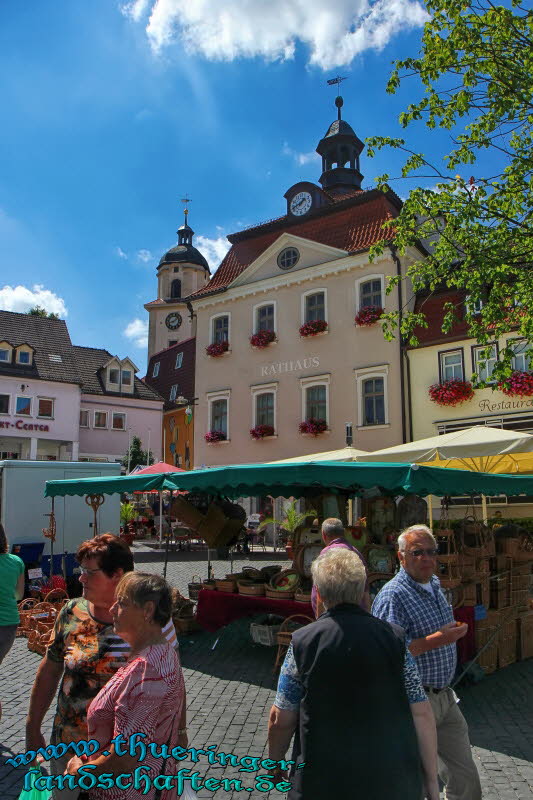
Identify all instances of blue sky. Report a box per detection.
[0,0,469,372]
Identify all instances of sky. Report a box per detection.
[0,0,470,372]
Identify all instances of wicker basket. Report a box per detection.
[265,587,294,600]
[188,575,204,601]
[270,569,300,592]
[250,621,282,646]
[294,591,312,604]
[43,588,69,613]
[172,610,201,635]
[215,579,236,593]
[202,580,217,591]
[242,567,263,580]
[237,580,265,596]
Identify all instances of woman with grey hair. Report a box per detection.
[66,573,186,800]
[269,549,439,800]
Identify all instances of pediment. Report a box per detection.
[229,233,348,288]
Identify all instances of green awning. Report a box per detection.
[44,461,533,499]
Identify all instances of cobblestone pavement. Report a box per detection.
[1,546,531,799]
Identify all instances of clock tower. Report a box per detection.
[144,205,210,362]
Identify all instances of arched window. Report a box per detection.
[170,279,181,299]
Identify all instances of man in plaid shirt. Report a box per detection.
[372,524,481,800]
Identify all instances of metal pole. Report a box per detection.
[127,428,131,474]
[147,429,151,467]
[163,491,172,580]
[159,491,163,545]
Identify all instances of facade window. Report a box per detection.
[121,370,132,385]
[304,292,326,323]
[79,409,89,427]
[305,385,327,420]
[38,398,54,418]
[439,350,464,382]
[256,304,275,332]
[277,247,299,270]
[109,368,120,384]
[0,349,10,362]
[152,362,160,378]
[511,340,531,372]
[255,392,274,428]
[0,394,9,414]
[362,378,385,426]
[17,351,31,365]
[175,352,183,369]
[170,279,181,299]
[360,278,383,309]
[211,399,228,436]
[15,396,31,416]
[112,412,126,430]
[94,411,108,429]
[212,315,229,344]
[169,384,179,402]
[466,295,484,314]
[473,344,497,383]
[168,340,177,348]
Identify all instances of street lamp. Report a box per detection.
[345,422,353,447]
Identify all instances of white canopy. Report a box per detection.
[270,446,368,464]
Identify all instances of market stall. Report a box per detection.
[44,461,533,674]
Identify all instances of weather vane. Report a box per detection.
[327,76,348,120]
[327,76,348,91]
[181,195,192,220]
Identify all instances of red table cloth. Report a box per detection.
[196,589,314,632]
[453,606,476,663]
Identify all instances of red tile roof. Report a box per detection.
[411,290,469,346]
[191,190,399,299]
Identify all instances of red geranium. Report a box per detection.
[498,371,533,397]
[205,341,229,357]
[354,305,383,326]
[299,320,328,337]
[250,424,275,439]
[428,380,474,406]
[204,430,226,443]
[299,418,328,435]
[250,330,276,348]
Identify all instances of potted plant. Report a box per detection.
[250,424,275,439]
[259,500,316,560]
[299,320,328,337]
[250,330,276,348]
[354,305,383,326]
[299,418,328,435]
[498,371,533,397]
[428,379,474,406]
[204,430,227,443]
[205,340,229,357]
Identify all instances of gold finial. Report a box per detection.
[181,195,192,222]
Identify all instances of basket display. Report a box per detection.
[215,579,237,593]
[270,569,300,592]
[237,580,266,596]
[250,621,282,646]
[265,587,295,600]
[294,591,312,603]
[188,575,203,601]
[202,580,217,591]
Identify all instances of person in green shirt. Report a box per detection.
[0,523,26,722]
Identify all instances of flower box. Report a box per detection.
[299,320,328,337]
[498,371,533,397]
[204,430,226,443]
[250,424,275,440]
[250,330,276,348]
[428,380,474,407]
[299,418,328,436]
[206,341,229,357]
[354,305,383,326]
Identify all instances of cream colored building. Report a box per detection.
[189,101,425,468]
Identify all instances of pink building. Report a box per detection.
[0,311,162,464]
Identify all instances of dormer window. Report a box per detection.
[0,348,9,362]
[17,351,31,365]
[121,370,132,385]
[109,368,120,384]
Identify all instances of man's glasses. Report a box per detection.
[406,548,439,558]
[79,566,102,576]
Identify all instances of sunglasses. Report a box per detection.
[406,548,439,558]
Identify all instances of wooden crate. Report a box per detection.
[462,579,489,607]
[516,613,533,661]
[475,625,498,674]
[498,619,517,668]
[511,589,529,612]
[490,574,511,610]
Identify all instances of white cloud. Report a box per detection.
[196,234,231,270]
[115,246,128,259]
[137,249,153,263]
[0,284,68,317]
[124,318,149,348]
[282,141,320,166]
[122,0,428,69]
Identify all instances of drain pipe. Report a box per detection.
[388,244,408,443]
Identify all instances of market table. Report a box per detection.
[196,588,313,632]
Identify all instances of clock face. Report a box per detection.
[165,312,182,330]
[290,191,312,216]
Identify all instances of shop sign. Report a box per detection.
[260,356,320,377]
[0,418,50,432]
[478,398,533,413]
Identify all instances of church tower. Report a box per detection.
[144,203,210,362]
[316,96,365,193]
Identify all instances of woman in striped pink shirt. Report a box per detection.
[66,573,186,800]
